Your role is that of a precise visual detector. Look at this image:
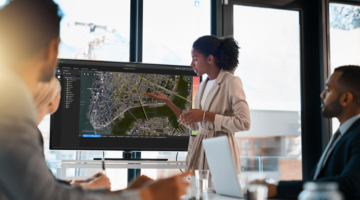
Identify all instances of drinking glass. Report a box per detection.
[195,170,209,192]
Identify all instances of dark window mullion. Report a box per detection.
[211,0,223,36]
[130,0,143,63]
[128,0,143,184]
[137,0,143,62]
[330,0,360,5]
[324,0,332,147]
[301,0,330,179]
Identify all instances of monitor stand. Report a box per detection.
[94,151,169,183]
[93,151,168,161]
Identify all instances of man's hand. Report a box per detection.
[80,174,111,190]
[251,180,277,198]
[180,109,204,125]
[267,183,277,198]
[70,172,103,186]
[140,171,190,200]
[82,172,103,182]
[127,175,154,190]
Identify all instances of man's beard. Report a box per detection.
[321,96,343,118]
[39,62,57,82]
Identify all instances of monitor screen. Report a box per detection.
[50,59,199,151]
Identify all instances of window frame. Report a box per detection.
[126,0,339,180]
[326,1,360,136]
[130,0,143,63]
[219,0,330,179]
[127,0,216,181]
[49,0,354,182]
[330,0,360,5]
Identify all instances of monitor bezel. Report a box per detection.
[50,59,198,151]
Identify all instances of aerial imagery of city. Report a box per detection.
[78,70,193,137]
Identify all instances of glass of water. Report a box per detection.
[195,170,209,192]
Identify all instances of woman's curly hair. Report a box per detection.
[192,35,240,72]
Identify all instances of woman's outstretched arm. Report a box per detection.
[142,91,182,116]
[142,91,200,131]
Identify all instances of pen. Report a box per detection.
[102,151,106,175]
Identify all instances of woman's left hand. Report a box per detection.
[180,109,204,125]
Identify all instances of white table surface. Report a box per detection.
[59,160,186,179]
[182,192,287,200]
[182,192,241,200]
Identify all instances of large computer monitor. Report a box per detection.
[50,59,199,151]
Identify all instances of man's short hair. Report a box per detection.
[0,0,63,64]
[334,65,360,106]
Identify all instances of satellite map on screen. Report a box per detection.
[78,70,193,136]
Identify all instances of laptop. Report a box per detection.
[203,136,244,198]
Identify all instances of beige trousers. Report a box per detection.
[185,127,241,174]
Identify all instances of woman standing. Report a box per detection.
[143,35,251,173]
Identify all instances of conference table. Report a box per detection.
[182,191,289,200]
[182,193,240,199]
[183,192,236,200]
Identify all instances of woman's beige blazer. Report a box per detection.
[185,69,251,173]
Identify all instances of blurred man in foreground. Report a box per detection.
[0,1,189,200]
[265,66,360,200]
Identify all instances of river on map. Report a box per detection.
[111,75,191,136]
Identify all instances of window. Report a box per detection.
[1,0,334,188]
[140,0,211,180]
[38,0,212,186]
[36,0,303,185]
[142,0,211,65]
[55,0,130,62]
[40,0,131,189]
[0,0,7,8]
[329,3,360,133]
[232,5,302,181]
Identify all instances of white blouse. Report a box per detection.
[200,79,216,109]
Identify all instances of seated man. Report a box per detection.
[266,65,360,200]
[0,1,189,200]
